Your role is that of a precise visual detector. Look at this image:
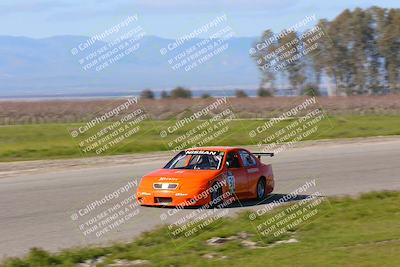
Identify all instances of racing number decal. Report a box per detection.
[227,171,235,193]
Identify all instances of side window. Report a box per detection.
[239,151,257,167]
[226,152,241,168]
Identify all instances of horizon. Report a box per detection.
[0,2,398,98]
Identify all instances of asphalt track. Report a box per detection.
[0,137,399,258]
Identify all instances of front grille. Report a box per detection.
[153,183,178,190]
[154,197,173,204]
[168,184,178,189]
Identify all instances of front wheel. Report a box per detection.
[256,178,266,200]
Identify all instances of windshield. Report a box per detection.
[164,150,225,170]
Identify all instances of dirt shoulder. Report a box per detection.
[1,96,400,125]
[1,135,399,178]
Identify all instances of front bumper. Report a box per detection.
[137,189,210,207]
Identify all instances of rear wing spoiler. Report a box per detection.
[252,152,274,160]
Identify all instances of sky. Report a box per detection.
[0,0,399,39]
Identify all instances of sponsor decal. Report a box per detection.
[247,168,259,174]
[185,150,220,155]
[227,171,235,193]
[159,177,179,181]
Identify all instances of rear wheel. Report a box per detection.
[256,178,266,200]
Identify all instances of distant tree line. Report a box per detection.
[252,7,400,96]
[140,87,193,99]
[139,87,274,99]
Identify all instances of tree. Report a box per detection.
[170,86,192,98]
[160,90,169,99]
[257,88,273,97]
[201,93,212,99]
[313,7,399,95]
[235,89,248,98]
[252,7,400,96]
[377,8,400,93]
[279,31,306,95]
[366,7,383,94]
[302,84,321,96]
[140,89,155,99]
[251,29,277,95]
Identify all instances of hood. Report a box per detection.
[142,168,223,185]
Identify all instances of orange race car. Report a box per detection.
[136,147,274,207]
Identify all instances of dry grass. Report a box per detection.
[0,95,399,125]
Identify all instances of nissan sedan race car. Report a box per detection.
[136,147,274,207]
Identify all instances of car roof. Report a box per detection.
[185,146,243,152]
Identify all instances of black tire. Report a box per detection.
[256,178,266,200]
[210,183,223,208]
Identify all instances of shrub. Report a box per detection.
[235,89,248,98]
[140,89,155,99]
[257,88,273,97]
[160,90,169,99]
[302,84,321,96]
[170,87,192,99]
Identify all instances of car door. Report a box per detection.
[238,150,259,195]
[226,150,249,197]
